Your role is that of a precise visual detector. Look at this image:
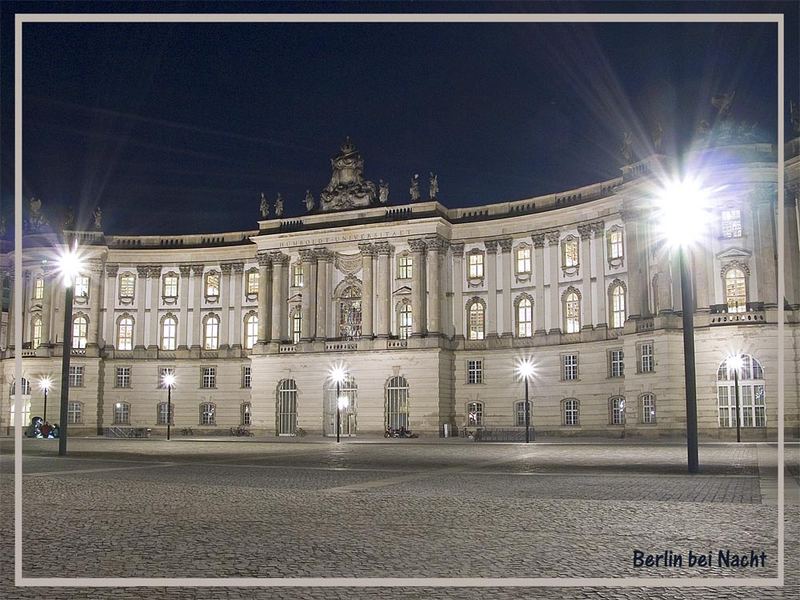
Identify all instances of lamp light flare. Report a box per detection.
[329,364,347,384]
[162,372,176,388]
[39,376,53,392]
[727,354,743,373]
[337,395,349,411]
[516,358,535,379]
[654,176,714,250]
[56,240,86,287]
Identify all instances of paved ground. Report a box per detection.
[1,437,798,599]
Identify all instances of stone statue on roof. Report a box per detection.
[93,206,102,230]
[319,138,377,211]
[711,90,735,120]
[429,173,439,200]
[25,197,48,233]
[305,190,315,212]
[63,206,75,230]
[652,121,663,153]
[410,174,420,202]
[378,180,389,204]
[275,193,284,217]
[260,193,269,219]
[620,132,633,164]
[790,100,800,135]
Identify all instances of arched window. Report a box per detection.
[10,377,31,396]
[204,271,220,300]
[640,393,656,424]
[338,285,362,339]
[724,267,747,313]
[162,273,178,299]
[610,396,625,425]
[72,315,88,349]
[118,272,135,301]
[514,400,532,427]
[386,376,410,430]
[290,309,301,344]
[244,313,258,349]
[397,300,412,339]
[467,401,484,426]
[199,402,216,426]
[203,314,220,350]
[277,379,298,435]
[241,402,252,426]
[515,295,532,337]
[562,398,579,426]
[117,315,134,350]
[32,275,44,300]
[161,315,177,350]
[467,299,485,340]
[31,315,42,348]
[610,282,626,328]
[563,289,581,334]
[113,402,130,425]
[717,354,766,428]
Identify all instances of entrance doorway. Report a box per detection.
[324,375,357,436]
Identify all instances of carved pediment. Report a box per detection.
[716,247,752,260]
[287,293,302,303]
[393,285,412,296]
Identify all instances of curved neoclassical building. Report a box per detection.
[2,136,799,439]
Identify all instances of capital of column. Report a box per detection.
[450,242,465,257]
[374,241,393,256]
[178,264,191,277]
[231,262,244,274]
[408,238,427,253]
[531,233,546,248]
[106,263,119,278]
[220,263,233,275]
[424,235,447,252]
[577,224,593,241]
[357,242,376,256]
[314,247,334,262]
[299,248,316,263]
[591,221,606,239]
[268,251,290,267]
[136,266,150,279]
[497,238,513,253]
[256,252,271,267]
[545,231,560,246]
[148,265,162,279]
[484,239,499,254]
[191,264,205,276]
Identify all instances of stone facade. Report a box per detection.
[1,139,799,439]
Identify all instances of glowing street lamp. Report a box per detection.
[516,358,535,443]
[55,241,86,457]
[38,376,52,423]
[337,395,350,444]
[726,354,743,443]
[329,365,348,443]
[654,175,713,474]
[162,372,176,441]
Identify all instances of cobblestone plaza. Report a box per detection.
[2,438,799,598]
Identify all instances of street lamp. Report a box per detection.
[38,376,52,423]
[329,365,348,443]
[516,358,535,443]
[55,241,86,456]
[162,372,176,440]
[727,354,743,443]
[337,395,349,444]
[655,175,713,474]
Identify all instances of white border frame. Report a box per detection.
[12,11,785,589]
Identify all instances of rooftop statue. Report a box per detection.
[63,206,75,230]
[0,214,5,237]
[711,90,735,120]
[429,173,439,200]
[319,137,377,211]
[260,193,269,219]
[93,206,103,231]
[410,174,420,201]
[652,121,663,153]
[305,189,315,212]
[378,180,389,204]
[275,193,284,217]
[24,197,49,233]
[620,132,633,164]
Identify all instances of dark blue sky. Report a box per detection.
[2,1,798,235]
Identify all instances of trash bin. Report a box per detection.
[442,424,451,438]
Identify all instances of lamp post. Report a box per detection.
[55,241,85,457]
[516,358,535,443]
[162,372,176,440]
[39,376,52,423]
[337,395,349,444]
[329,365,347,443]
[656,176,711,474]
[727,355,743,443]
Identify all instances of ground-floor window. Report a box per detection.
[200,402,216,426]
[467,401,483,426]
[562,398,579,426]
[9,399,31,427]
[241,402,252,426]
[717,354,766,428]
[156,402,173,426]
[610,396,625,425]
[640,393,656,424]
[324,376,357,436]
[514,401,531,427]
[68,401,83,424]
[277,379,297,434]
[113,402,130,425]
[385,376,410,429]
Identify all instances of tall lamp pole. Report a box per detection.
[329,365,347,443]
[728,355,743,443]
[678,246,699,473]
[336,379,341,444]
[39,377,52,423]
[516,359,535,444]
[162,372,176,441]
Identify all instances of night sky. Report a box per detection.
[1,2,798,236]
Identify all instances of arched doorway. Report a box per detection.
[324,375,357,436]
[276,379,298,435]
[385,376,410,430]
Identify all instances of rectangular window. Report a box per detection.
[639,342,654,373]
[515,246,531,274]
[158,367,175,389]
[398,255,413,279]
[608,229,624,260]
[202,367,216,389]
[561,354,578,381]
[242,366,252,389]
[68,366,84,387]
[466,359,483,384]
[563,238,579,268]
[200,403,216,426]
[641,394,656,424]
[74,275,89,299]
[162,274,178,298]
[721,209,742,239]
[468,253,484,279]
[113,402,130,425]
[610,397,625,425]
[467,402,483,426]
[157,402,173,426]
[292,264,303,287]
[205,272,220,298]
[119,274,135,299]
[514,401,531,427]
[609,349,624,378]
[246,270,259,296]
[67,401,82,424]
[116,366,131,388]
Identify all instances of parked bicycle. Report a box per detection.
[229,426,254,437]
[181,427,193,436]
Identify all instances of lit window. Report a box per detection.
[467,359,483,384]
[514,401,531,427]
[161,316,177,350]
[291,310,301,344]
[244,313,258,349]
[468,253,484,279]
[639,342,654,373]
[562,354,578,381]
[467,300,485,340]
[201,367,216,389]
[200,402,216,426]
[157,402,173,425]
[717,354,766,428]
[292,264,303,287]
[241,402,252,426]
[516,296,532,337]
[610,284,626,328]
[721,209,742,239]
[33,276,44,300]
[609,349,624,378]
[641,393,656,424]
[68,401,82,424]
[31,315,42,348]
[119,273,135,299]
[113,402,130,425]
[72,315,88,349]
[562,399,579,426]
[242,366,252,389]
[607,228,624,262]
[246,269,259,296]
[162,274,178,298]
[515,246,531,275]
[610,396,625,425]
[204,271,220,299]
[398,302,412,339]
[724,268,746,313]
[398,254,413,279]
[68,366,84,387]
[116,366,131,388]
[562,237,579,269]
[10,378,31,395]
[117,316,134,350]
[74,275,89,299]
[467,401,484,426]
[564,292,580,333]
[204,315,220,350]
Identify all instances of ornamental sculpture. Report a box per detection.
[275,194,284,217]
[25,197,49,233]
[93,206,103,231]
[378,180,389,204]
[260,193,269,219]
[305,189,315,212]
[319,137,377,211]
[429,173,439,200]
[410,174,420,201]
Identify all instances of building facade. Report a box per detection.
[2,137,799,439]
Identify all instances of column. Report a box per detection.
[753,190,778,307]
[315,248,332,340]
[498,238,512,336]
[21,270,30,343]
[231,262,244,348]
[451,243,464,338]
[299,249,316,341]
[484,240,498,337]
[102,265,118,348]
[785,188,800,306]
[190,264,205,348]
[219,263,232,348]
[147,265,161,348]
[87,259,104,347]
[620,210,643,320]
[269,252,287,342]
[375,242,392,337]
[358,243,375,338]
[6,269,14,348]
[256,253,271,344]
[40,269,53,345]
[178,265,191,348]
[135,266,149,348]
[409,239,427,336]
[546,231,560,334]
[592,227,608,326]
[425,236,444,335]
[531,234,546,334]
[578,224,594,329]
